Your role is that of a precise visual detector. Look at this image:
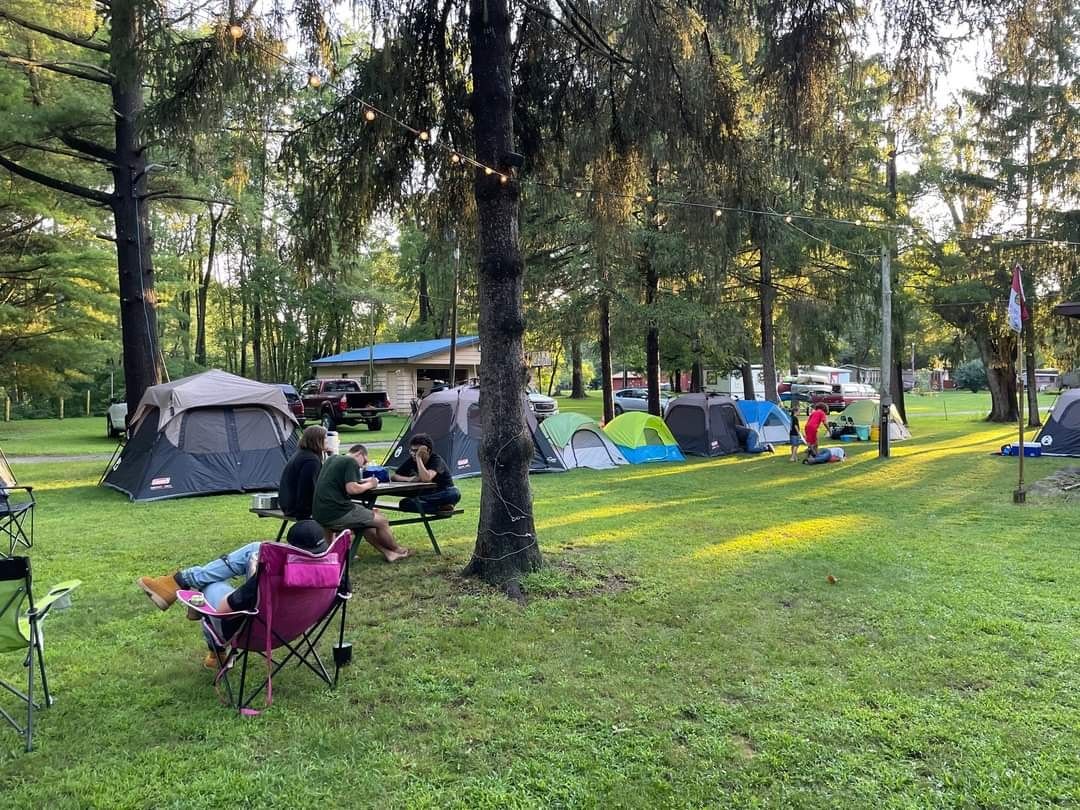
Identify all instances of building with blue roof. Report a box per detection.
[309,336,481,412]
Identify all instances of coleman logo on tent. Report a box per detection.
[150,477,172,490]
[1042,435,1053,446]
[393,447,403,457]
[457,459,471,469]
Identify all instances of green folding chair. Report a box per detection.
[0,557,81,751]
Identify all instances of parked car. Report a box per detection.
[299,379,392,431]
[612,388,673,416]
[789,374,833,402]
[811,382,877,412]
[106,398,128,439]
[526,386,559,421]
[274,383,306,424]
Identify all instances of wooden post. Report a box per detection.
[59,397,64,420]
[4,397,9,422]
[86,389,91,416]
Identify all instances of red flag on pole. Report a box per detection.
[1007,264,1028,333]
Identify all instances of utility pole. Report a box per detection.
[879,244,892,459]
[367,303,375,390]
[449,238,460,387]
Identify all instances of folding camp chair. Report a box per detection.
[0,557,81,751]
[0,446,34,557]
[178,531,352,716]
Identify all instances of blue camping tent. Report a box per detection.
[736,400,796,447]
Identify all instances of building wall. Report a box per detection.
[313,360,480,413]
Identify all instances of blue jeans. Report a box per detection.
[399,487,461,514]
[179,542,259,648]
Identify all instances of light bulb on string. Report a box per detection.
[575,191,583,198]
[418,130,430,141]
[450,153,461,164]
[363,108,376,122]
[784,215,793,224]
[228,24,244,40]
[645,194,654,203]
[500,174,509,184]
[484,167,494,176]
[854,218,862,226]
[307,72,322,89]
[714,209,722,218]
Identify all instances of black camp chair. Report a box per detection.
[0,446,34,558]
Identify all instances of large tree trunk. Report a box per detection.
[740,361,756,401]
[643,173,661,416]
[462,0,541,587]
[978,333,1019,422]
[419,269,432,326]
[759,239,778,401]
[111,0,160,414]
[194,206,224,366]
[599,290,614,422]
[690,358,703,392]
[891,360,907,424]
[570,337,586,398]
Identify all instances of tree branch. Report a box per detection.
[0,50,115,84]
[0,9,110,52]
[140,192,234,206]
[55,132,118,164]
[0,152,113,204]
[8,140,115,167]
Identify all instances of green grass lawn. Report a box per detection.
[1,409,1078,807]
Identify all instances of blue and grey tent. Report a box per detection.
[102,370,298,502]
[736,399,796,447]
[1036,388,1080,456]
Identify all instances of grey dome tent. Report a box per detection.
[664,393,750,457]
[539,413,628,470]
[102,370,299,501]
[1035,388,1080,456]
[384,385,565,478]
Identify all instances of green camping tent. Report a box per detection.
[602,412,685,463]
[837,399,911,440]
[538,412,594,449]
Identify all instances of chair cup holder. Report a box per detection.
[332,642,353,667]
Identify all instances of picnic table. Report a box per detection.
[249,480,463,555]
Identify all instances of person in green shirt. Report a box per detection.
[312,444,412,562]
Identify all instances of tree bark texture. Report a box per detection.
[740,361,756,401]
[194,207,223,366]
[110,0,161,414]
[759,239,778,401]
[462,0,541,585]
[691,359,703,393]
[978,332,1019,422]
[643,172,661,417]
[599,291,614,423]
[570,338,586,398]
[1023,302,1040,426]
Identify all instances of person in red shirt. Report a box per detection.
[804,403,829,457]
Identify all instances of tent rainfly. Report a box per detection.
[540,413,628,470]
[384,385,565,478]
[603,412,685,463]
[102,370,299,501]
[1035,388,1080,456]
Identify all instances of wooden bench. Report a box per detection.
[249,505,463,555]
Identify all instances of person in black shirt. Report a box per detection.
[391,433,460,514]
[278,425,328,519]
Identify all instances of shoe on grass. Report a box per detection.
[203,648,229,670]
[137,574,181,610]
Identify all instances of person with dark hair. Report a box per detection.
[312,444,411,562]
[136,520,331,668]
[278,425,327,519]
[804,403,829,457]
[391,432,460,515]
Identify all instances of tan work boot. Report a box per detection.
[137,574,181,610]
[203,648,229,670]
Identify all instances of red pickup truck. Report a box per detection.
[299,379,392,431]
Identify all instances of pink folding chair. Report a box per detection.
[178,530,352,715]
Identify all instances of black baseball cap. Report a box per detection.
[286,519,329,554]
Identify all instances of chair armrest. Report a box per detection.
[176,590,257,617]
[28,579,82,619]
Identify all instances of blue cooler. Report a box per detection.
[1001,442,1042,457]
[363,465,390,482]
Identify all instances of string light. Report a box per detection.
[484,167,494,176]
[418,130,430,141]
[645,194,654,203]
[784,215,793,224]
[364,108,376,122]
[714,209,722,218]
[575,191,583,198]
[500,174,509,184]
[228,24,244,40]
[307,72,322,88]
[450,154,461,164]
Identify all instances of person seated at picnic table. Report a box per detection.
[278,425,328,520]
[136,520,329,669]
[312,443,412,562]
[390,433,460,514]
[804,403,829,457]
